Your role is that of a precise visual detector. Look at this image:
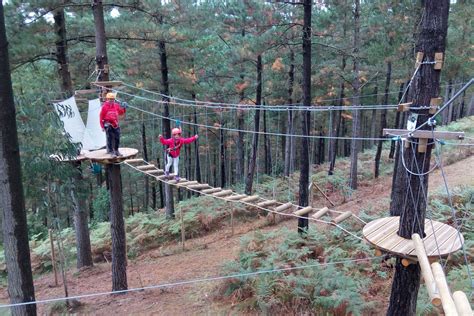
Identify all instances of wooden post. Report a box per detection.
[180,206,185,251]
[453,291,472,316]
[412,233,441,306]
[49,229,58,287]
[431,262,457,316]
[312,182,336,206]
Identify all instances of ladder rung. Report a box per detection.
[240,195,259,203]
[312,207,329,219]
[293,206,313,216]
[136,165,155,170]
[213,190,233,197]
[274,202,293,212]
[257,200,277,207]
[332,211,352,224]
[125,158,144,164]
[187,184,211,190]
[226,194,247,201]
[178,180,199,187]
[202,187,221,194]
[146,169,164,175]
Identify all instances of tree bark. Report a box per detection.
[389,83,405,159]
[349,0,361,190]
[92,0,109,83]
[0,4,37,314]
[284,50,295,177]
[107,164,128,291]
[235,28,246,184]
[387,1,450,314]
[158,21,174,218]
[71,163,93,268]
[53,8,73,97]
[219,122,226,188]
[192,99,202,183]
[298,0,312,233]
[263,106,272,174]
[142,122,149,211]
[244,55,262,195]
[374,61,391,178]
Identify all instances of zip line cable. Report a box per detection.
[0,256,383,309]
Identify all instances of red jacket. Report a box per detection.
[100,101,126,129]
[159,135,197,158]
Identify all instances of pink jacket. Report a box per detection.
[159,135,197,158]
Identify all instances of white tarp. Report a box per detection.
[52,96,85,144]
[53,97,106,150]
[82,98,106,150]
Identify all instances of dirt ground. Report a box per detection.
[0,155,472,315]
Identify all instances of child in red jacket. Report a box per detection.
[159,128,198,181]
[99,92,128,156]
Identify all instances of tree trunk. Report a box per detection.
[235,28,246,184]
[328,56,346,175]
[389,83,405,158]
[0,4,37,314]
[284,50,295,176]
[192,100,202,183]
[244,55,262,195]
[349,0,361,190]
[387,1,450,314]
[71,163,93,268]
[298,0,312,233]
[369,85,378,148]
[158,22,174,218]
[92,0,109,84]
[156,157,164,208]
[263,107,272,174]
[219,123,226,188]
[53,8,73,97]
[375,61,391,178]
[107,164,128,291]
[142,122,149,211]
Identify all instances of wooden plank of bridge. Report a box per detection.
[240,195,259,203]
[91,80,124,87]
[293,206,313,216]
[431,262,457,316]
[136,165,156,170]
[146,169,164,175]
[274,202,293,212]
[213,190,233,197]
[332,211,352,224]
[383,128,464,140]
[226,194,247,201]
[412,233,441,306]
[453,291,473,316]
[311,207,329,220]
[202,188,222,194]
[125,159,144,164]
[257,200,277,207]
[178,180,198,187]
[187,184,211,190]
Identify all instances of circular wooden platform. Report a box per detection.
[363,216,464,259]
[85,148,138,164]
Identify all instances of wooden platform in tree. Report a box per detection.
[363,216,464,259]
[85,148,138,164]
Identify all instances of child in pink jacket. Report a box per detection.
[159,128,198,181]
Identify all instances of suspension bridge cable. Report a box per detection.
[0,256,383,308]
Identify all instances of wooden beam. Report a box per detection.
[187,184,211,190]
[226,194,247,201]
[202,188,222,194]
[240,195,259,203]
[257,200,277,207]
[312,207,329,219]
[213,190,233,197]
[75,89,98,95]
[125,159,144,164]
[146,169,164,175]
[136,165,156,170]
[91,80,123,87]
[453,291,472,316]
[311,182,336,206]
[332,211,352,224]
[412,234,441,306]
[274,202,293,212]
[431,262,458,316]
[434,52,444,70]
[178,180,198,187]
[383,129,464,140]
[293,206,313,216]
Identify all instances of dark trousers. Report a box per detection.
[105,125,120,152]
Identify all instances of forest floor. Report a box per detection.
[1,155,473,315]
